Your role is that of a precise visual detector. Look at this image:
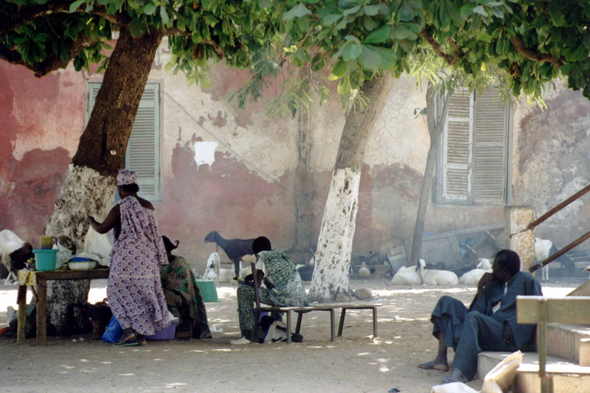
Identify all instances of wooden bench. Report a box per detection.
[249,263,381,344]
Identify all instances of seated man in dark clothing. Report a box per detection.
[418,249,542,383]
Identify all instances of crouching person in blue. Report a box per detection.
[418,249,542,383]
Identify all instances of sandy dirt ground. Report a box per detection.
[0,278,581,393]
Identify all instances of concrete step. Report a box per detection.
[478,352,590,393]
[547,323,590,365]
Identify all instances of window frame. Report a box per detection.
[85,79,164,204]
[434,88,513,207]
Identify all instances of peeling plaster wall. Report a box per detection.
[0,62,84,245]
[512,85,590,246]
[6,41,583,270]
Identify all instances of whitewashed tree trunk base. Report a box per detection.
[308,168,360,302]
[44,164,116,336]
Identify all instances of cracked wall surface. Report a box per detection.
[3,42,590,269]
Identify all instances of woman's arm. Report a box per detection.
[87,205,121,234]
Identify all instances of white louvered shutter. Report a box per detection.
[472,88,508,203]
[442,87,473,202]
[87,82,162,203]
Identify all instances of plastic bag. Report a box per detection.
[84,227,114,266]
[54,243,73,269]
[102,316,123,343]
[482,351,523,393]
[429,383,478,393]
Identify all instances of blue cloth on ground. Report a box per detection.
[102,316,123,343]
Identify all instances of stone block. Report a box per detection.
[505,206,536,272]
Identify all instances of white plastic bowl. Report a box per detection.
[68,261,97,271]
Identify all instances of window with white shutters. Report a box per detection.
[442,87,473,202]
[437,87,510,205]
[472,88,509,203]
[87,82,163,203]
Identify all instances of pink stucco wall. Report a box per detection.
[4,56,565,269]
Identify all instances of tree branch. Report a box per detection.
[0,0,129,37]
[420,29,457,66]
[510,36,563,69]
[447,37,463,60]
[165,27,225,59]
[0,34,100,77]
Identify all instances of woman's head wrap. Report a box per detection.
[117,169,137,186]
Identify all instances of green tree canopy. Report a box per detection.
[237,0,589,104]
[0,0,284,85]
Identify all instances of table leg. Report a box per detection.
[330,309,335,342]
[287,310,292,344]
[373,307,378,338]
[295,312,303,335]
[17,285,27,344]
[338,308,347,337]
[37,279,47,345]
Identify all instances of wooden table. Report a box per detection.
[17,269,110,345]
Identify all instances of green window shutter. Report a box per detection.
[472,88,509,204]
[87,82,162,203]
[442,87,473,202]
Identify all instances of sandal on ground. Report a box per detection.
[418,361,449,372]
[120,329,137,343]
[138,335,147,346]
[114,340,140,347]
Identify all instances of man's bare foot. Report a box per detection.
[418,361,449,372]
[443,368,468,383]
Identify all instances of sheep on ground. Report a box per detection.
[459,258,493,285]
[535,238,553,281]
[419,259,459,286]
[359,262,371,279]
[217,267,235,283]
[0,230,33,285]
[295,255,315,282]
[203,252,220,283]
[390,261,423,285]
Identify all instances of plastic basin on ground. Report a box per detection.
[34,249,58,271]
[196,279,219,302]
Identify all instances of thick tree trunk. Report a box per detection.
[44,26,164,336]
[292,66,315,262]
[308,72,394,302]
[409,83,449,266]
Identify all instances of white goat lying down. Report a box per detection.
[459,258,493,285]
[419,259,459,286]
[535,238,553,281]
[390,261,423,285]
[0,229,33,285]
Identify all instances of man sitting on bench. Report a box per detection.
[231,236,308,345]
[418,249,542,383]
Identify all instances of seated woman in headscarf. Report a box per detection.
[87,169,170,346]
[160,236,212,339]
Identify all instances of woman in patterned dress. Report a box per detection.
[87,169,170,346]
[160,236,212,339]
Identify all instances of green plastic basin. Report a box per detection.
[196,279,219,302]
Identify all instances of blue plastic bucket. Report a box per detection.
[34,249,58,271]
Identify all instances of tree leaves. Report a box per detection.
[364,25,391,44]
[129,19,146,37]
[69,0,85,12]
[283,4,311,20]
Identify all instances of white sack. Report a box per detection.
[83,227,114,266]
[429,382,478,393]
[482,351,523,393]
